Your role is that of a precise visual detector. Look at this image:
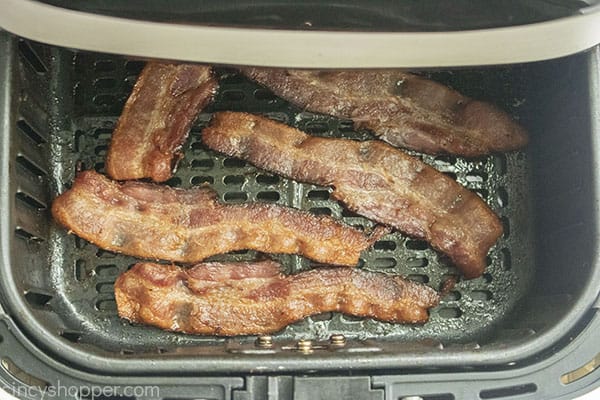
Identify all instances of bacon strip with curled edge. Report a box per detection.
[106,62,218,182]
[202,112,503,278]
[115,260,440,335]
[241,68,528,157]
[51,170,383,266]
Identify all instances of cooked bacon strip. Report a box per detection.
[106,63,218,182]
[115,261,440,335]
[241,68,528,157]
[51,170,381,266]
[202,112,503,278]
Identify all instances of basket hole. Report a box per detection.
[408,274,430,284]
[74,130,85,152]
[309,207,332,216]
[473,188,488,200]
[125,60,145,74]
[501,216,510,238]
[165,177,182,187]
[75,259,86,281]
[60,331,82,343]
[230,249,249,255]
[96,249,117,258]
[96,282,114,294]
[16,155,47,178]
[94,77,117,90]
[304,122,329,134]
[406,240,428,250]
[443,172,457,180]
[254,88,277,101]
[223,158,246,168]
[307,189,330,201]
[15,228,43,242]
[124,74,137,89]
[263,112,288,123]
[221,73,245,84]
[340,314,364,323]
[94,60,116,73]
[93,94,115,107]
[341,208,361,218]
[443,291,461,301]
[94,127,113,139]
[371,257,396,268]
[311,312,333,322]
[338,121,355,133]
[373,240,396,251]
[16,191,46,210]
[496,187,509,208]
[95,264,119,277]
[191,141,206,151]
[223,175,245,185]
[17,119,46,145]
[438,307,462,319]
[18,40,48,73]
[501,248,512,270]
[224,192,248,203]
[191,175,214,185]
[471,290,493,301]
[406,257,428,268]
[120,349,135,355]
[257,191,280,202]
[95,162,105,172]
[433,155,457,168]
[222,90,245,101]
[465,171,488,183]
[94,144,108,156]
[96,299,117,312]
[494,154,508,175]
[479,383,537,399]
[256,174,280,185]
[75,237,88,249]
[24,290,52,307]
[191,159,214,170]
[483,273,493,283]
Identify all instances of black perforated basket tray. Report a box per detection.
[2,30,600,400]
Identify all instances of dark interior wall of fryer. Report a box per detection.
[527,48,598,297]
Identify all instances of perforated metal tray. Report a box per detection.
[13,49,529,354]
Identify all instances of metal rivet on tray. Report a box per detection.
[329,334,347,347]
[255,336,273,348]
[297,339,313,354]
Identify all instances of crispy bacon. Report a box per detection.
[51,170,381,266]
[241,68,528,157]
[106,62,218,182]
[202,112,503,278]
[115,261,440,335]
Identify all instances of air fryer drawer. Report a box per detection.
[1,31,600,400]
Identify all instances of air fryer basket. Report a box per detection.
[2,30,600,399]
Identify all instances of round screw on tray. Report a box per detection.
[296,339,314,354]
[255,336,273,348]
[329,334,347,347]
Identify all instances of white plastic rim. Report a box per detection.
[1,0,600,67]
